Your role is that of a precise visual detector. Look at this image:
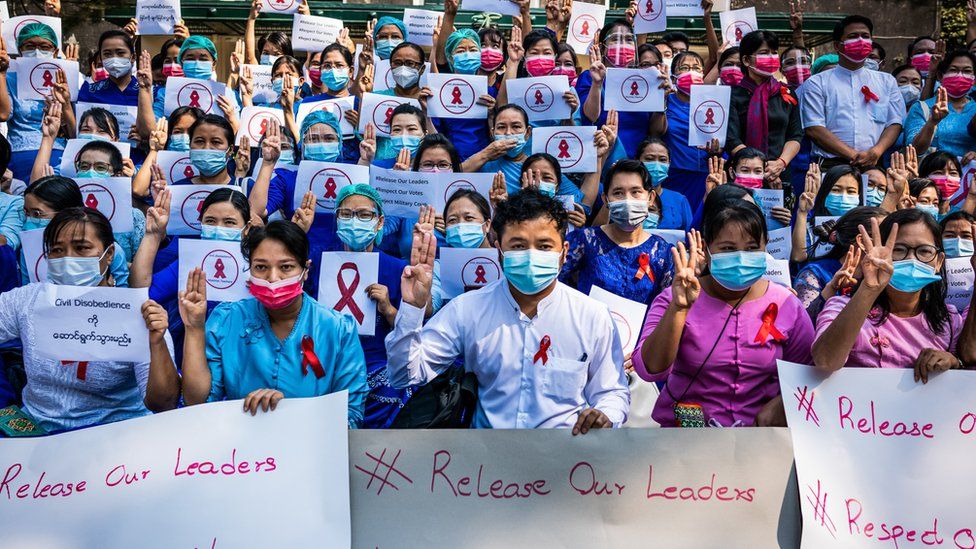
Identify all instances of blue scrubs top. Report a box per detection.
[78,78,140,106]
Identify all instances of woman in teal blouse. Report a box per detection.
[179,219,368,427]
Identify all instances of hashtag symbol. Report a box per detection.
[806,480,837,538]
[354,448,413,495]
[794,385,820,426]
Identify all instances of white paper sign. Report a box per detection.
[688,85,731,147]
[317,251,379,336]
[136,0,181,35]
[566,1,607,54]
[956,160,976,208]
[431,171,494,213]
[76,102,138,136]
[403,8,438,47]
[766,226,791,261]
[32,285,150,363]
[648,229,686,246]
[506,76,573,122]
[0,2,8,23]
[19,228,47,283]
[236,106,285,145]
[588,284,649,353]
[666,0,704,17]
[762,254,791,288]
[163,77,228,117]
[242,63,276,105]
[156,150,198,183]
[3,15,61,55]
[292,14,344,53]
[369,166,437,218]
[459,0,521,17]
[531,126,598,173]
[0,393,351,548]
[14,57,79,101]
[633,0,667,34]
[720,7,758,46]
[440,247,502,299]
[426,73,488,120]
[294,161,369,213]
[946,256,974,312]
[178,238,250,302]
[297,96,357,136]
[76,177,134,233]
[58,139,131,178]
[260,0,301,14]
[167,185,243,236]
[751,187,785,230]
[358,92,422,137]
[604,68,666,112]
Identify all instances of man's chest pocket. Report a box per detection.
[868,98,889,124]
[541,358,587,404]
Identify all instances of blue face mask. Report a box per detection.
[24,216,50,231]
[189,149,229,177]
[47,248,110,287]
[375,39,403,60]
[391,134,422,156]
[78,133,110,141]
[889,259,942,293]
[538,182,557,197]
[272,78,300,98]
[709,250,767,292]
[169,133,191,151]
[200,223,243,241]
[304,141,341,162]
[917,204,940,220]
[643,212,660,230]
[260,54,280,67]
[182,60,213,80]
[943,237,974,258]
[644,161,669,187]
[864,187,885,207]
[321,68,350,91]
[278,149,295,165]
[337,217,380,251]
[75,168,111,179]
[495,133,527,158]
[453,51,482,75]
[503,249,561,295]
[446,222,486,248]
[825,193,859,216]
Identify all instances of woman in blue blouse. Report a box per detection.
[635,138,692,230]
[180,219,368,426]
[906,50,976,158]
[78,30,139,107]
[559,159,674,304]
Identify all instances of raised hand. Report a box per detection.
[358,64,374,94]
[600,109,619,156]
[41,99,62,139]
[122,158,136,178]
[789,0,803,31]
[624,0,637,25]
[150,163,167,200]
[123,18,139,40]
[338,28,355,53]
[414,204,436,238]
[178,268,209,330]
[393,147,411,171]
[508,23,524,66]
[359,122,377,163]
[824,244,861,297]
[521,168,544,190]
[235,136,252,178]
[142,300,169,344]
[588,40,606,84]
[250,0,262,19]
[704,155,726,193]
[137,50,153,90]
[567,203,587,228]
[930,39,946,77]
[173,20,190,40]
[857,217,897,291]
[146,187,171,237]
[0,37,10,73]
[291,191,316,233]
[798,163,820,214]
[402,228,436,309]
[45,0,61,16]
[931,86,949,123]
[905,144,919,179]
[230,39,244,76]
[149,118,169,152]
[489,171,508,208]
[260,119,281,162]
[63,43,78,62]
[670,237,701,310]
[297,0,310,15]
[887,150,910,199]
[279,74,296,109]
[51,69,71,106]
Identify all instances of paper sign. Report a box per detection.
[751,188,785,230]
[32,285,150,363]
[567,1,607,55]
[0,393,351,548]
[0,2,8,23]
[720,7,758,46]
[292,14,344,53]
[506,76,573,122]
[956,160,976,208]
[633,0,667,34]
[459,0,521,17]
[297,96,357,136]
[358,92,422,137]
[439,247,502,298]
[294,161,368,213]
[766,226,791,261]
[236,106,285,145]
[163,77,228,117]
[253,156,298,176]
[3,15,61,55]
[648,229,686,246]
[369,166,437,218]
[688,85,731,147]
[20,228,47,283]
[167,185,243,236]
[431,171,494,213]
[604,68,666,112]
[242,63,276,105]
[531,126,598,173]
[946,256,974,312]
[318,251,379,336]
[403,8,438,47]
[156,150,198,183]
[762,254,791,288]
[588,284,649,353]
[178,238,250,302]
[76,102,138,136]
[426,73,488,120]
[136,0,181,35]
[260,0,300,14]
[76,177,134,233]
[15,58,79,101]
[58,139,131,178]
[666,0,704,17]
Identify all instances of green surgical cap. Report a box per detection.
[17,23,57,49]
[445,29,480,67]
[812,54,839,75]
[336,184,384,218]
[300,110,342,144]
[178,35,218,63]
[374,16,408,41]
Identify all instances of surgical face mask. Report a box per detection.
[608,199,649,229]
[481,48,505,71]
[675,71,703,95]
[943,237,974,258]
[495,133,527,158]
[248,271,305,310]
[503,249,561,295]
[182,60,213,80]
[102,56,132,79]
[606,45,636,68]
[930,174,961,199]
[278,149,295,165]
[899,84,921,105]
[24,216,50,231]
[917,204,940,220]
[734,174,764,189]
[390,134,422,156]
[391,65,421,89]
[321,68,350,91]
[189,148,229,177]
[865,186,885,207]
[169,133,190,151]
[538,181,556,197]
[911,53,932,76]
[825,192,859,216]
[21,48,54,59]
[76,168,111,179]
[162,63,184,77]
[644,161,669,186]
[78,132,111,142]
[889,259,942,293]
[941,74,976,99]
[446,222,486,248]
[272,77,300,98]
[863,58,881,71]
[784,64,811,87]
[708,250,767,292]
[525,55,556,77]
[375,39,403,60]
[840,38,873,64]
[92,67,109,82]
[201,223,243,241]
[47,248,110,287]
[751,54,780,77]
[643,212,660,230]
[551,66,577,86]
[304,141,341,162]
[719,66,743,86]
[453,51,482,75]
[260,54,280,67]
[307,67,322,87]
[337,217,379,251]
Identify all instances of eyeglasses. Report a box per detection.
[336,208,377,222]
[892,244,939,263]
[420,162,453,171]
[391,59,423,70]
[76,162,113,174]
[320,62,348,71]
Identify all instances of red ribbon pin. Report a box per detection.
[61,361,88,381]
[780,86,797,106]
[533,335,551,365]
[634,252,654,281]
[861,85,879,103]
[301,336,325,378]
[754,303,787,344]
[333,262,365,323]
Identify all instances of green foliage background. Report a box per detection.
[944,0,968,48]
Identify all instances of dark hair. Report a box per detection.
[671,50,704,74]
[321,43,353,68]
[661,31,690,49]
[271,55,303,77]
[871,41,886,62]
[598,19,634,44]
[739,30,779,58]
[160,37,184,58]
[242,220,309,266]
[941,210,976,229]
[98,30,134,55]
[25,176,83,211]
[636,137,669,158]
[872,208,949,334]
[517,30,558,78]
[833,15,873,41]
[76,141,124,175]
[556,42,580,69]
[920,151,961,179]
[936,50,976,79]
[494,103,529,126]
[167,106,206,141]
[491,188,568,242]
[780,45,809,61]
[637,43,662,65]
[605,159,651,193]
[813,165,862,217]
[85,48,99,72]
[909,36,934,58]
[444,188,491,221]
[811,206,886,260]
[390,103,425,127]
[258,31,294,58]
[0,133,10,176]
[892,64,920,79]
[701,199,768,247]
[43,207,115,256]
[199,187,250,222]
[79,107,120,141]
[412,133,462,173]
[479,27,506,50]
[522,153,562,184]
[188,114,235,148]
[908,177,942,202]
[151,53,164,71]
[728,147,766,173]
[701,184,753,222]
[391,41,426,65]
[718,46,740,67]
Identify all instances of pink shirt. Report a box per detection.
[633,282,815,427]
[815,295,963,369]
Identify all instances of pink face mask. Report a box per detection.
[941,74,975,99]
[525,55,556,77]
[911,53,932,75]
[481,48,504,71]
[675,71,703,95]
[606,45,636,68]
[930,174,961,198]
[162,63,184,77]
[734,174,764,188]
[752,54,781,77]
[308,67,323,87]
[840,38,873,63]
[248,272,305,310]
[93,67,109,82]
[784,65,811,86]
[720,66,743,86]
[552,66,578,86]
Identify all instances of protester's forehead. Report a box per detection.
[100,36,129,52]
[306,122,337,137]
[896,220,937,244]
[376,24,403,37]
[339,194,377,211]
[419,146,451,163]
[392,46,421,62]
[79,148,112,163]
[252,237,299,263]
[840,22,871,37]
[21,36,54,49]
[711,219,760,245]
[181,48,212,60]
[607,171,644,192]
[454,39,478,51]
[525,158,557,176]
[203,200,243,221]
[446,196,483,218]
[53,220,99,246]
[945,219,973,234]
[503,216,562,241]
[324,50,348,64]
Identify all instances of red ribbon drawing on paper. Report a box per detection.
[860,85,880,103]
[534,89,545,105]
[630,81,640,95]
[259,118,268,135]
[646,0,654,13]
[734,27,743,42]
[333,262,365,323]
[474,264,487,284]
[85,193,98,209]
[754,303,787,344]
[213,258,226,279]
[196,200,204,214]
[60,361,88,381]
[634,252,654,281]
[383,107,394,125]
[189,90,201,108]
[41,70,53,87]
[704,107,715,124]
[451,86,463,105]
[183,164,195,178]
[533,335,551,365]
[557,139,571,159]
[324,177,338,199]
[301,336,326,378]
[581,21,589,36]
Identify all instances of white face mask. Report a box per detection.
[22,48,55,59]
[47,247,110,287]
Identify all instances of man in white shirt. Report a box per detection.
[385,189,629,433]
[800,15,906,170]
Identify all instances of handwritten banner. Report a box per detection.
[403,8,438,47]
[317,251,379,336]
[76,177,134,233]
[426,73,488,120]
[59,139,131,178]
[242,63,275,105]
[136,0,181,35]
[531,126,598,173]
[178,239,250,302]
[506,76,573,122]
[294,161,368,213]
[163,77,228,117]
[291,14,344,53]
[15,57,79,101]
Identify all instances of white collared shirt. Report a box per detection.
[799,65,905,158]
[385,279,629,429]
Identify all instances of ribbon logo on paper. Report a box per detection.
[533,335,551,365]
[41,69,53,87]
[301,335,325,378]
[333,262,365,323]
[474,264,487,283]
[734,26,743,42]
[384,107,394,125]
[324,177,338,199]
[189,90,201,107]
[202,249,239,290]
[451,86,463,105]
[183,164,195,179]
[705,107,715,125]
[85,193,98,209]
[213,258,226,279]
[646,0,654,13]
[440,78,476,115]
[580,21,589,36]
[534,89,545,105]
[630,81,640,95]
[557,139,571,158]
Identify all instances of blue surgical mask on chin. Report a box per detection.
[643,161,670,187]
[943,237,975,258]
[709,250,767,292]
[503,249,561,295]
[47,248,110,287]
[189,149,229,177]
[446,223,486,248]
[643,212,660,230]
[495,134,527,158]
[304,141,341,162]
[24,216,50,231]
[169,133,191,151]
[825,193,859,216]
[182,60,213,80]
[391,134,422,156]
[889,259,942,293]
[200,223,243,241]
[337,217,380,251]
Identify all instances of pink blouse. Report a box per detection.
[815,295,963,369]
[633,282,815,427]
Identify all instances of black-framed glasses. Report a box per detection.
[336,208,377,222]
[892,244,939,263]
